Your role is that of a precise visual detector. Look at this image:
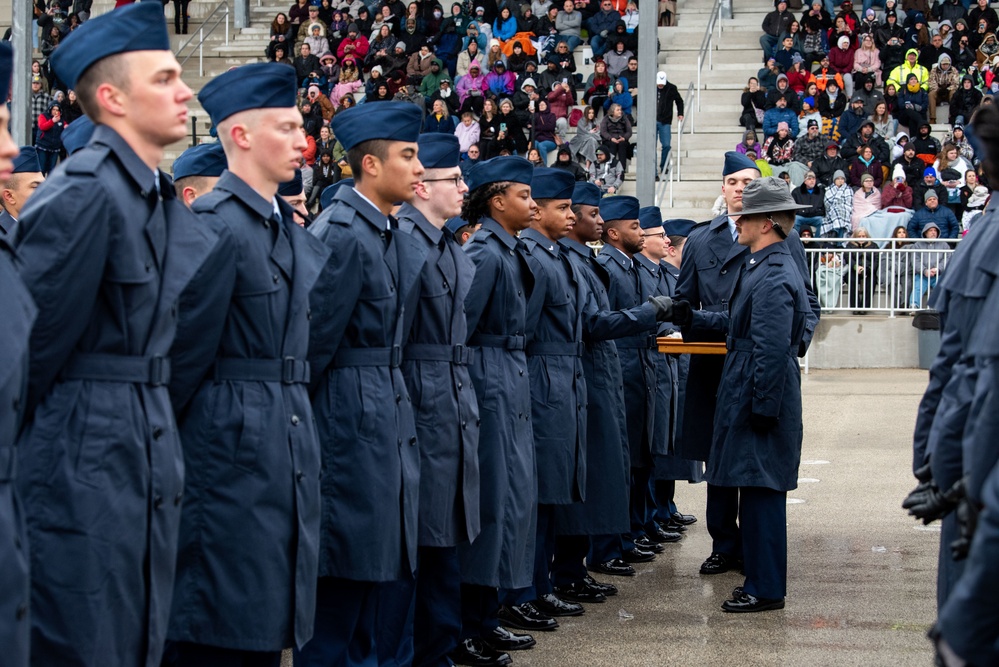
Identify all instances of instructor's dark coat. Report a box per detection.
[674,214,818,462]
[459,217,536,589]
[396,202,481,547]
[0,240,36,667]
[167,172,330,651]
[308,187,427,582]
[14,125,217,667]
[553,237,659,535]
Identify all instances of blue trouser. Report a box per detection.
[590,34,610,57]
[556,34,582,52]
[653,479,678,523]
[414,546,462,667]
[706,483,741,557]
[36,149,58,176]
[823,0,845,13]
[629,465,653,541]
[376,575,416,667]
[551,534,589,586]
[911,274,938,308]
[294,577,378,667]
[535,139,557,165]
[589,533,624,564]
[937,512,966,612]
[501,504,555,605]
[862,0,886,11]
[738,486,787,600]
[656,121,672,172]
[162,643,282,667]
[759,34,778,59]
[794,215,823,235]
[460,584,499,640]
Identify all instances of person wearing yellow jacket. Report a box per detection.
[888,48,930,91]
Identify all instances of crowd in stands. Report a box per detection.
[739,0,998,312]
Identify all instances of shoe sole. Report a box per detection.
[535,606,586,618]
[721,600,785,613]
[554,593,606,604]
[483,639,537,652]
[592,568,635,577]
[497,617,560,632]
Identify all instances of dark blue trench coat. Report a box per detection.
[167,172,330,651]
[14,125,217,667]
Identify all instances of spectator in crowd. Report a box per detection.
[34,102,63,175]
[526,146,545,166]
[786,54,811,95]
[737,129,762,156]
[569,105,601,167]
[740,77,767,130]
[763,121,796,171]
[912,165,949,211]
[887,47,929,90]
[457,61,487,114]
[269,12,295,58]
[454,110,480,155]
[869,100,897,140]
[556,0,584,52]
[793,170,826,234]
[850,143,884,187]
[952,32,977,71]
[845,227,878,314]
[600,102,632,170]
[823,169,854,236]
[760,0,795,60]
[908,221,949,307]
[605,39,634,79]
[918,31,949,70]
[897,72,929,133]
[893,140,925,185]
[852,171,882,229]
[551,144,588,180]
[882,164,914,208]
[798,96,823,136]
[814,141,850,185]
[844,118,891,163]
[876,11,904,48]
[477,97,499,156]
[854,74,885,115]
[656,70,684,174]
[584,60,612,114]
[764,95,799,138]
[794,119,827,167]
[927,53,960,123]
[817,81,847,135]
[933,143,972,187]
[828,34,857,97]
[908,188,959,237]
[496,97,527,155]
[588,0,622,57]
[911,120,941,163]
[961,183,989,229]
[589,144,623,194]
[305,22,331,58]
[767,73,800,111]
[424,98,457,133]
[838,95,870,144]
[774,35,804,73]
[337,23,369,62]
[949,76,983,125]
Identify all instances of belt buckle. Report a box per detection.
[508,335,524,351]
[575,341,585,357]
[148,355,169,386]
[453,344,467,365]
[282,357,297,384]
[390,345,403,368]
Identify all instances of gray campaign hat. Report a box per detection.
[736,177,809,217]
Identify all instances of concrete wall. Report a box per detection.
[807,315,925,369]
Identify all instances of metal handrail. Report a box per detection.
[695,0,724,113]
[177,0,231,77]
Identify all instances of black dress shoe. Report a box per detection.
[449,638,512,666]
[582,574,618,596]
[497,602,559,631]
[534,593,585,617]
[721,591,785,613]
[657,518,687,533]
[647,526,683,544]
[634,535,665,553]
[699,552,742,575]
[483,626,536,652]
[590,559,635,577]
[621,547,656,563]
[671,511,697,526]
[553,581,607,604]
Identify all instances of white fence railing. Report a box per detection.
[803,237,958,316]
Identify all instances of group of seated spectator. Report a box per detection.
[737,0,999,312]
[271,0,668,211]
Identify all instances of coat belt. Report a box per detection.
[726,336,797,355]
[333,345,403,368]
[615,334,657,350]
[61,353,171,386]
[527,341,585,357]
[404,343,474,365]
[469,333,526,351]
[212,357,311,384]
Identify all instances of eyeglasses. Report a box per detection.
[423,176,464,187]
[642,231,665,239]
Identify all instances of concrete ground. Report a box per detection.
[284,368,939,667]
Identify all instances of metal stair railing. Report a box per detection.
[176,0,232,78]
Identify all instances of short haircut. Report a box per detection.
[173,175,212,198]
[667,235,686,249]
[346,138,390,182]
[75,53,131,120]
[600,215,628,243]
[770,210,795,235]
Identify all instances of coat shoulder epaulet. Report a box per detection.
[63,144,110,176]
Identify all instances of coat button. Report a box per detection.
[462,420,467,429]
[307,308,312,320]
[396,394,402,403]
[517,290,522,295]
[145,263,152,272]
[273,274,280,283]
[457,382,462,389]
[443,280,449,289]
[291,415,300,426]
[409,436,417,445]
[171,306,177,317]
[519,370,524,375]
[398,438,403,445]
[154,496,164,510]
[152,427,164,440]
[296,470,305,482]
[721,269,727,274]
[174,492,183,505]
[16,604,27,620]
[12,398,19,411]
[476,418,481,426]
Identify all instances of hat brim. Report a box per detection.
[736,200,810,217]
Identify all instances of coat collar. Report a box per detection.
[745,239,789,270]
[598,242,632,268]
[520,228,560,257]
[396,202,443,246]
[213,171,278,221]
[558,237,594,260]
[90,124,158,196]
[480,217,520,250]
[634,251,660,275]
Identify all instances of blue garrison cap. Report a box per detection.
[417,133,461,169]
[61,116,95,154]
[599,195,639,222]
[722,150,761,177]
[320,178,354,209]
[664,218,697,237]
[199,62,298,126]
[278,169,304,197]
[331,101,422,152]
[50,2,170,89]
[530,167,575,200]
[466,155,534,192]
[571,181,601,207]
[638,205,663,230]
[12,147,41,174]
[172,142,227,180]
[0,43,11,103]
[445,215,471,235]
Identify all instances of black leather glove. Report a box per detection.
[950,493,980,561]
[904,478,965,525]
[647,296,674,322]
[749,412,779,433]
[671,299,692,327]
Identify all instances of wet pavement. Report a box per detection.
[503,368,938,667]
[283,368,938,667]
